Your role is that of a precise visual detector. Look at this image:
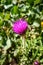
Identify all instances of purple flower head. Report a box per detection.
[34,61,40,65]
[12,18,28,34]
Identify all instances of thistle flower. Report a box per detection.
[34,61,40,65]
[12,18,28,34]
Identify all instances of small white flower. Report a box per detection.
[12,0,17,4]
[0,36,2,40]
[4,4,13,9]
[33,22,39,27]
[4,37,11,50]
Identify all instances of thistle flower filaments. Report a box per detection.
[12,18,28,34]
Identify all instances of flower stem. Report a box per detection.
[21,35,25,50]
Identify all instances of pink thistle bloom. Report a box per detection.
[12,18,28,34]
[34,61,40,65]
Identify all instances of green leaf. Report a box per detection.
[4,13,10,21]
[40,46,43,51]
[5,0,12,5]
[0,18,3,26]
[27,0,35,4]
[40,59,43,63]
[14,49,19,57]
[11,5,19,15]
[0,57,6,65]
[0,12,4,18]
[34,0,41,5]
[1,0,6,4]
